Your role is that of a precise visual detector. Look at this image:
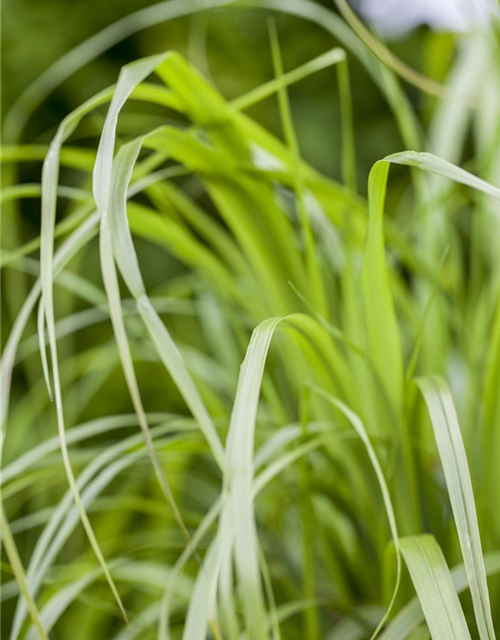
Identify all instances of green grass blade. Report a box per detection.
[362,160,404,416]
[336,56,357,191]
[40,87,131,624]
[104,135,225,468]
[312,388,401,640]
[25,566,104,640]
[381,552,500,640]
[224,317,283,640]
[99,218,193,534]
[385,152,500,201]
[0,506,49,640]
[36,299,53,402]
[400,535,472,640]
[416,376,496,640]
[91,55,224,577]
[230,46,346,113]
[269,19,328,316]
[90,53,226,470]
[1,212,99,438]
[92,54,167,209]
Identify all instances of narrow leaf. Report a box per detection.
[416,376,496,640]
[400,535,471,640]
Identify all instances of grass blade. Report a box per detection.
[92,54,209,556]
[400,535,471,640]
[416,376,496,640]
[385,152,500,201]
[0,506,49,640]
[105,134,226,468]
[381,552,500,640]
[269,19,328,316]
[362,160,404,418]
[40,86,132,625]
[224,317,282,640]
[312,388,401,640]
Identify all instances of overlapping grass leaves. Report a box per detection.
[2,13,500,640]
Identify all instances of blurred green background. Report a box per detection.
[2,0,443,183]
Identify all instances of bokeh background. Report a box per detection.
[2,0,442,181]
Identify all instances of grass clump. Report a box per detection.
[1,2,500,639]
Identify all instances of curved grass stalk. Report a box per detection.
[201,314,397,640]
[361,148,500,537]
[376,153,500,636]
[363,160,404,418]
[385,151,500,200]
[106,138,227,463]
[221,318,283,640]
[333,0,458,101]
[311,388,401,640]
[92,55,228,476]
[93,54,207,545]
[39,86,132,623]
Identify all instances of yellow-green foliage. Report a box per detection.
[2,3,500,639]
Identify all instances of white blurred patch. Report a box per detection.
[251,144,284,171]
[355,0,498,37]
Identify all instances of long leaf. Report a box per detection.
[362,160,403,417]
[104,132,225,468]
[381,552,500,640]
[400,535,471,640]
[0,506,49,640]
[224,317,282,640]
[313,388,401,640]
[416,376,496,640]
[38,78,135,623]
